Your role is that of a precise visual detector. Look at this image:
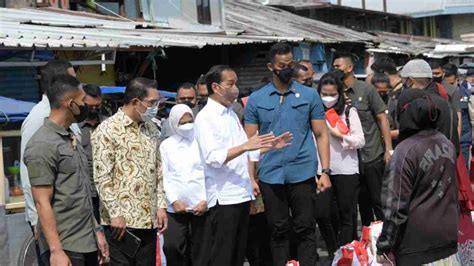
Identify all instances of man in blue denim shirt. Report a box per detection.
[244,42,331,266]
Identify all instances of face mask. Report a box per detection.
[321,95,339,108]
[198,97,208,107]
[433,76,443,83]
[273,67,294,84]
[182,100,195,109]
[176,123,194,139]
[70,101,89,123]
[303,80,313,87]
[138,101,159,122]
[216,84,239,106]
[87,107,100,120]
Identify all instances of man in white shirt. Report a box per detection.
[194,65,289,266]
[19,60,80,264]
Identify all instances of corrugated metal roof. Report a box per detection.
[224,0,375,43]
[368,31,466,56]
[0,7,301,50]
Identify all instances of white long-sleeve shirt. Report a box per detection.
[160,134,212,213]
[20,95,81,225]
[195,98,254,206]
[318,107,365,175]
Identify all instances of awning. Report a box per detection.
[0,96,36,124]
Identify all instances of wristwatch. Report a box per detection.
[321,168,332,175]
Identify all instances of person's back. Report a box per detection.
[378,130,458,265]
[377,87,459,265]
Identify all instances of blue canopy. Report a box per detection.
[0,96,36,123]
[101,86,177,98]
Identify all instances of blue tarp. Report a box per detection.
[101,86,177,98]
[0,96,36,123]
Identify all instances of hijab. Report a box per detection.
[397,89,440,142]
[168,104,194,139]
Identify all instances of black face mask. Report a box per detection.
[157,108,169,119]
[433,76,443,83]
[198,97,208,107]
[87,107,101,120]
[70,101,89,123]
[273,67,294,84]
[182,100,196,109]
[303,80,313,87]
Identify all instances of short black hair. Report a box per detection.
[124,77,157,104]
[443,63,458,77]
[269,42,292,62]
[196,75,206,86]
[40,60,73,94]
[371,72,390,86]
[318,71,345,115]
[429,60,443,70]
[333,52,355,65]
[83,84,102,98]
[177,82,196,94]
[293,64,309,78]
[205,65,235,96]
[297,59,312,65]
[371,57,397,75]
[47,75,81,109]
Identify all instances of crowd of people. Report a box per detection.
[18,42,474,266]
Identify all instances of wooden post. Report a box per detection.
[361,0,366,10]
[383,0,387,12]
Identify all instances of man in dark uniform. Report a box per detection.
[24,75,108,266]
[79,84,104,222]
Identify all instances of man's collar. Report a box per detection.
[207,97,232,115]
[118,108,138,127]
[44,118,70,136]
[41,94,49,104]
[269,80,296,96]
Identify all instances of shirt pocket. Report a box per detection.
[354,101,371,124]
[291,100,310,121]
[57,145,77,174]
[257,103,275,131]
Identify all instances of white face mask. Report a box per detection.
[321,95,339,108]
[138,101,159,122]
[176,123,194,139]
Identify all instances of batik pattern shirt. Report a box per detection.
[92,109,166,229]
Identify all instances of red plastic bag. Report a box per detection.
[332,241,370,266]
[326,108,349,135]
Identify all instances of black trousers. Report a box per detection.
[358,156,385,226]
[331,174,359,245]
[260,178,316,266]
[246,212,272,266]
[313,188,338,256]
[105,226,157,266]
[41,250,98,266]
[210,201,250,266]
[163,211,212,266]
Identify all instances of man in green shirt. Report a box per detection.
[24,75,108,266]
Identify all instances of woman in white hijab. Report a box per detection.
[160,104,213,266]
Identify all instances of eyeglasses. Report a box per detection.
[178,97,195,102]
[141,99,160,108]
